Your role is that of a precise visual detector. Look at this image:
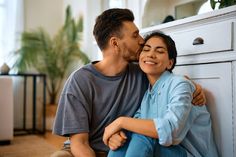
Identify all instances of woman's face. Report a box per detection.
[139,36,173,79]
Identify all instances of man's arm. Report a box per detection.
[107,131,127,150]
[70,133,96,157]
[185,76,206,105]
[192,83,206,106]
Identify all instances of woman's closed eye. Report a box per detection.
[155,49,166,54]
[142,48,150,52]
[142,45,150,52]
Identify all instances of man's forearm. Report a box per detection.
[71,142,96,157]
[70,133,96,157]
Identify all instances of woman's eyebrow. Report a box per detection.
[143,43,167,50]
[155,46,166,49]
[143,44,151,48]
[144,44,166,50]
[155,46,167,50]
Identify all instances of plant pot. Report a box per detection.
[46,104,57,131]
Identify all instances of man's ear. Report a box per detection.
[110,37,118,48]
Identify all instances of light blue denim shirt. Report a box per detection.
[134,71,218,157]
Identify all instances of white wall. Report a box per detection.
[63,0,86,18]
[24,0,63,36]
[84,0,102,61]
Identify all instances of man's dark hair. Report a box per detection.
[93,8,134,50]
[143,31,177,72]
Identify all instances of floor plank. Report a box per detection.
[42,131,67,149]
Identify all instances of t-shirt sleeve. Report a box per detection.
[52,71,91,136]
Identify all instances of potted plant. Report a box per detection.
[15,6,90,106]
[14,6,90,130]
[15,5,90,130]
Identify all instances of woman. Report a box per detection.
[103,31,218,157]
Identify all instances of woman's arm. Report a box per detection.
[103,117,158,146]
[104,78,195,147]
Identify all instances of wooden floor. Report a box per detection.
[0,134,58,157]
[41,131,67,149]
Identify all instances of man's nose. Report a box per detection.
[139,36,144,45]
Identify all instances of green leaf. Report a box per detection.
[210,0,217,9]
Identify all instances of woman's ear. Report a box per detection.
[167,59,174,70]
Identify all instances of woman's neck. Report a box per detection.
[147,75,159,87]
[147,71,166,87]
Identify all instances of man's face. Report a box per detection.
[117,21,144,62]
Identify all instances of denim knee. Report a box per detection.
[125,133,156,157]
[155,144,187,157]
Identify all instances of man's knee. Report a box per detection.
[50,149,73,157]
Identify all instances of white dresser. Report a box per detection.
[141,5,236,157]
[0,77,14,143]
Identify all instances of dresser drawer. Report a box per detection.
[169,21,233,56]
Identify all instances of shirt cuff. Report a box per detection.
[154,118,172,146]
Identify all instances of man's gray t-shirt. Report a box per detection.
[53,61,148,151]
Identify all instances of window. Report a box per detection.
[0,0,23,68]
[0,0,6,65]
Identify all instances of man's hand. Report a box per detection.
[192,82,206,106]
[106,131,127,150]
[184,75,206,106]
[70,133,96,157]
[103,118,122,146]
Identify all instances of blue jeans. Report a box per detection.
[108,133,187,157]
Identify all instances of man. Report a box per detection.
[52,8,205,157]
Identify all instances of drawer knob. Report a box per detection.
[193,37,204,45]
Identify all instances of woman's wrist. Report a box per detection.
[117,117,125,129]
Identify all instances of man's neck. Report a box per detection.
[94,57,128,76]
